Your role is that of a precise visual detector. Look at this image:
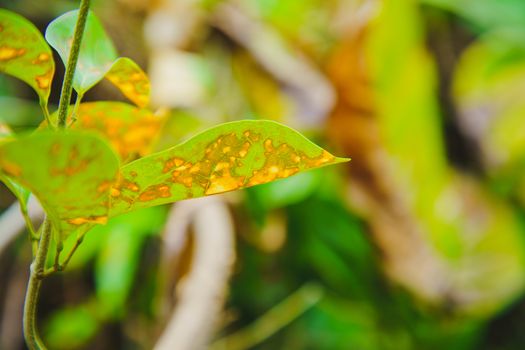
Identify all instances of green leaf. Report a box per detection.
[45,10,117,94]
[0,9,55,107]
[0,124,30,209]
[105,57,150,108]
[109,120,348,216]
[44,303,99,350]
[47,101,165,163]
[0,130,119,241]
[0,173,30,207]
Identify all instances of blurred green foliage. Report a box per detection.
[3,0,525,349]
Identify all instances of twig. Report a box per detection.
[210,283,324,350]
[22,217,53,350]
[154,197,236,350]
[0,198,44,256]
[57,0,91,129]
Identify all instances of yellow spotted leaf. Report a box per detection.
[46,101,165,163]
[0,125,30,209]
[105,57,150,108]
[0,9,55,107]
[109,120,348,216]
[0,131,119,241]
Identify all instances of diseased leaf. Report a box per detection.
[0,9,55,106]
[46,101,165,163]
[105,57,150,108]
[0,124,30,208]
[0,131,119,241]
[109,120,348,216]
[45,10,117,94]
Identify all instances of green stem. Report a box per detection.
[20,204,39,256]
[69,91,84,127]
[39,100,53,129]
[44,236,83,277]
[23,217,53,350]
[20,205,38,241]
[57,0,91,129]
[210,283,323,350]
[22,1,91,348]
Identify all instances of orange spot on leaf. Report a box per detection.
[32,53,50,64]
[138,183,171,201]
[0,46,25,61]
[205,173,244,195]
[1,160,22,176]
[35,70,53,89]
[68,215,108,225]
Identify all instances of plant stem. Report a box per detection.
[23,217,53,350]
[69,91,84,127]
[22,1,91,348]
[57,0,91,129]
[39,100,53,129]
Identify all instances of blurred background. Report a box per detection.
[2,0,525,349]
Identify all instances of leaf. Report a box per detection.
[0,9,55,106]
[0,124,30,208]
[46,101,165,163]
[45,10,117,94]
[109,120,348,216]
[0,121,12,140]
[44,304,99,350]
[94,207,165,318]
[0,173,30,207]
[0,130,119,241]
[105,57,150,108]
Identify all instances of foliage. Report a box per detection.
[0,4,346,350]
[3,0,525,349]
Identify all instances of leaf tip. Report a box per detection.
[333,156,351,164]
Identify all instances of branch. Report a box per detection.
[57,0,91,129]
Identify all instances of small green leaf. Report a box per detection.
[105,57,150,108]
[0,131,119,241]
[109,120,348,216]
[46,101,165,163]
[45,10,117,94]
[0,9,55,107]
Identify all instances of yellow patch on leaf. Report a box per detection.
[105,57,150,108]
[0,46,25,61]
[68,215,108,225]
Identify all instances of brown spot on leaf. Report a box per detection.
[32,53,50,64]
[35,70,53,89]
[124,179,140,192]
[68,215,108,225]
[51,160,88,176]
[163,157,185,173]
[50,142,61,156]
[97,181,112,193]
[0,46,25,61]
[138,183,171,201]
[1,160,22,176]
[206,172,245,195]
